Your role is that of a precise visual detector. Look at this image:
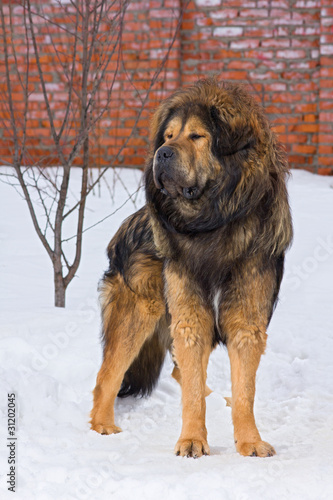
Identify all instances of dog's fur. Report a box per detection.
[90,79,293,458]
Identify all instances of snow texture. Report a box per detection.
[0,168,333,499]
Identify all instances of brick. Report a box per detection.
[321,45,333,55]
[282,71,311,80]
[197,18,214,27]
[221,0,256,5]
[292,124,319,133]
[318,167,333,175]
[220,71,248,80]
[210,9,238,19]
[320,79,333,89]
[289,61,318,70]
[265,83,287,91]
[182,20,195,30]
[322,8,333,16]
[243,27,273,37]
[321,18,333,28]
[261,39,290,48]
[294,0,320,6]
[279,134,308,144]
[292,39,319,49]
[318,145,333,154]
[276,49,307,59]
[245,50,274,60]
[320,35,333,44]
[320,102,333,111]
[271,124,286,134]
[230,40,259,49]
[318,157,333,166]
[290,82,318,92]
[294,27,320,36]
[196,62,225,71]
[150,9,180,19]
[318,134,333,143]
[261,60,286,70]
[266,105,294,115]
[321,57,333,67]
[196,0,221,5]
[213,50,242,59]
[276,27,289,37]
[249,71,278,80]
[320,124,333,134]
[294,104,317,113]
[321,112,333,122]
[292,11,320,22]
[320,90,333,100]
[287,155,308,164]
[292,144,317,154]
[227,61,256,69]
[239,9,268,17]
[213,27,243,37]
[199,40,228,50]
[320,68,333,77]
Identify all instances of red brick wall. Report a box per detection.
[182,0,332,174]
[0,0,332,174]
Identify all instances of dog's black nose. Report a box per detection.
[183,186,199,200]
[157,146,174,163]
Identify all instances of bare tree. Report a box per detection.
[0,0,185,307]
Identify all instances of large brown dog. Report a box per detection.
[90,79,293,458]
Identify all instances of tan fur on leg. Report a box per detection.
[90,272,165,435]
[221,264,277,457]
[172,366,212,397]
[228,329,275,457]
[165,266,213,458]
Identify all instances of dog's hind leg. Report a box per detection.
[90,270,165,435]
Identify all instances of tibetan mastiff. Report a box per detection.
[90,79,293,458]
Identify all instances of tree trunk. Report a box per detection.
[54,272,66,308]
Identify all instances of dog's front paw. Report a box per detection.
[175,438,210,458]
[236,440,276,457]
[91,422,122,435]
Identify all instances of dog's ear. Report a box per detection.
[210,105,255,160]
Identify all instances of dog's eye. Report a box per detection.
[166,134,173,140]
[189,133,204,141]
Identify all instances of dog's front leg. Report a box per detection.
[165,265,213,458]
[227,327,276,457]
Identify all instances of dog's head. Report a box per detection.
[152,110,216,201]
[145,79,288,234]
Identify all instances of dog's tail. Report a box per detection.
[117,318,170,398]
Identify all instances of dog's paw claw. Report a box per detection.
[175,438,210,458]
[91,423,122,435]
[237,440,276,457]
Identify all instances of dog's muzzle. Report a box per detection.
[154,146,200,200]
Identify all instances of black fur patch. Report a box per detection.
[118,327,167,398]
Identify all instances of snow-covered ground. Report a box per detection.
[0,168,332,500]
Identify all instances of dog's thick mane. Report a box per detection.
[145,79,292,259]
